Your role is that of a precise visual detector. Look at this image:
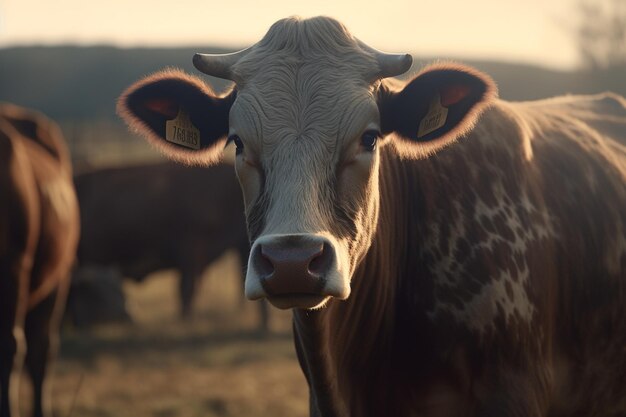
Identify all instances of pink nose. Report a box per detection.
[254,236,333,296]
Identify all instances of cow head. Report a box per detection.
[118,16,496,310]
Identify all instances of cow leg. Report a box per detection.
[178,237,214,319]
[24,284,67,417]
[179,272,195,318]
[0,321,25,417]
[0,266,28,417]
[179,265,203,319]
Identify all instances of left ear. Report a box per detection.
[378,62,497,158]
[117,69,235,166]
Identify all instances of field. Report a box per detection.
[20,252,308,417]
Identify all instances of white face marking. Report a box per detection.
[234,99,382,306]
[230,94,380,235]
[225,18,384,307]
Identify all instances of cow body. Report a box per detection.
[74,162,266,327]
[118,17,626,416]
[293,95,626,416]
[0,104,79,417]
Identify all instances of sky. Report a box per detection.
[0,0,583,70]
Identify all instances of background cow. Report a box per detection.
[0,103,79,417]
[118,17,626,417]
[72,162,268,329]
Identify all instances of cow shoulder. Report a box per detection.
[422,94,626,340]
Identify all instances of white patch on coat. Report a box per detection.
[427,186,557,335]
[433,265,533,335]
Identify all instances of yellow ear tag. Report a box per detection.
[165,109,201,150]
[417,94,448,138]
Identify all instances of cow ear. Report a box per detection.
[379,63,497,158]
[117,69,235,165]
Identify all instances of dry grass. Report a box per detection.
[21,252,308,417]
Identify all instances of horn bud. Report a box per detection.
[377,53,413,78]
[357,39,413,79]
[192,47,251,80]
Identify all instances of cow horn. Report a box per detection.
[357,39,413,79]
[192,47,251,80]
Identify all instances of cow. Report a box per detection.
[0,103,79,417]
[117,16,626,417]
[73,162,268,329]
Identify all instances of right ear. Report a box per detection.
[117,69,235,165]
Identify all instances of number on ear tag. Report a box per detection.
[417,94,448,138]
[166,109,201,150]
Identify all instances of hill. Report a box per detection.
[1,45,623,168]
[2,45,619,121]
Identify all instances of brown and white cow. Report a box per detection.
[0,104,79,417]
[118,16,626,417]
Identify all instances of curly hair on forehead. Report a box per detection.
[258,16,358,51]
[231,16,380,84]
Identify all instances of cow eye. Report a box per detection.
[361,130,380,152]
[229,135,244,155]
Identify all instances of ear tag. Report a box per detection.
[166,109,201,150]
[417,93,448,138]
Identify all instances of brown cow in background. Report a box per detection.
[72,162,268,329]
[0,104,79,417]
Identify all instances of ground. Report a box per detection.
[19,252,308,417]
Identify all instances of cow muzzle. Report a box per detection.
[245,234,350,309]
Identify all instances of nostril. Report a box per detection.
[308,242,332,276]
[256,245,275,278]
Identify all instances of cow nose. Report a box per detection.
[254,237,332,296]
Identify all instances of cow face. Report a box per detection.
[118,17,496,310]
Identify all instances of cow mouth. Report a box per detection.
[265,294,330,310]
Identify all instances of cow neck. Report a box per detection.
[291,145,425,416]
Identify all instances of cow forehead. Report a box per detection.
[230,88,379,155]
[228,17,381,153]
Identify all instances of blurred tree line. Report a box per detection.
[575,0,626,94]
[576,0,626,69]
[0,46,611,124]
